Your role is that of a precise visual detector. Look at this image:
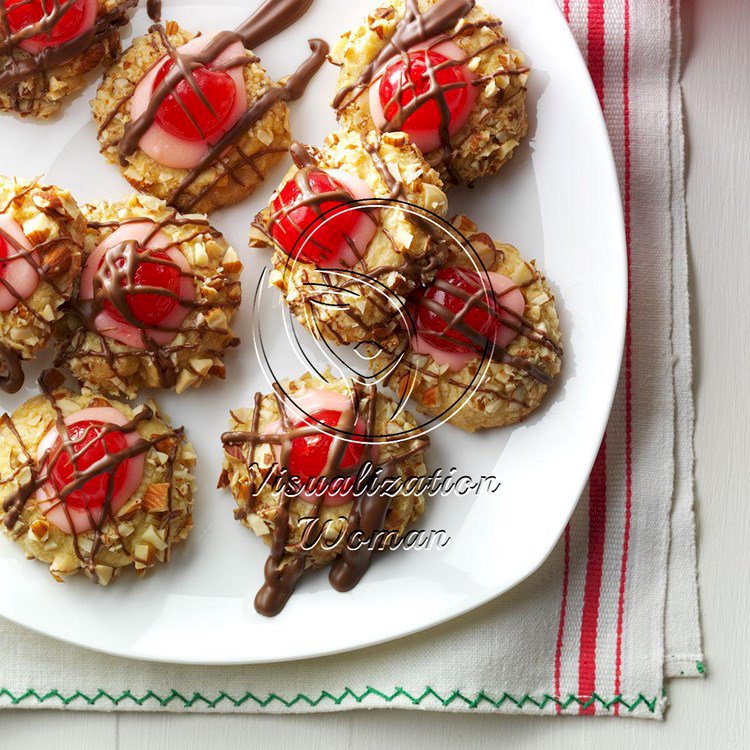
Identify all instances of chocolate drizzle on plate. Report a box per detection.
[332,0,529,180]
[0,370,184,584]
[0,0,136,92]
[59,211,240,390]
[146,0,162,23]
[220,380,429,616]
[104,0,327,210]
[0,342,22,393]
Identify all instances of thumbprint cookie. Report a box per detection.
[251,128,449,346]
[373,214,562,431]
[0,0,136,118]
[0,371,195,585]
[92,20,327,213]
[55,193,242,399]
[219,371,430,616]
[331,0,529,186]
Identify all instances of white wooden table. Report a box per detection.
[3,0,749,745]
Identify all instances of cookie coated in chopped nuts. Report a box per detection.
[219,371,429,571]
[0,175,84,362]
[55,192,242,399]
[91,21,291,214]
[0,0,137,119]
[0,386,195,585]
[332,0,528,186]
[374,214,562,431]
[251,129,449,346]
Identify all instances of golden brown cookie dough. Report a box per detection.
[55,192,242,399]
[0,176,84,392]
[374,214,562,431]
[92,21,292,214]
[0,375,195,585]
[0,0,136,119]
[332,0,529,186]
[251,128,449,346]
[219,371,430,614]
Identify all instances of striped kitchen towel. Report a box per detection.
[0,0,702,717]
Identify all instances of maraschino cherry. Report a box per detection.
[152,58,237,142]
[415,267,519,354]
[288,409,366,491]
[271,171,363,266]
[49,421,131,512]
[377,47,475,152]
[0,235,9,278]
[6,0,93,52]
[99,246,182,329]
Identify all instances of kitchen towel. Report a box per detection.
[0,0,702,718]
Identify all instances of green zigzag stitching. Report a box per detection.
[0,687,659,712]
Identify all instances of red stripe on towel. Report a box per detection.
[578,0,607,714]
[578,441,608,714]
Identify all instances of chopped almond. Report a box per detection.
[142,483,170,513]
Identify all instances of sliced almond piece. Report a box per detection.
[142,483,170,514]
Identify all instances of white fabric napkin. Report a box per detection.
[0,0,702,717]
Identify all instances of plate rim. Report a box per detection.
[0,0,627,665]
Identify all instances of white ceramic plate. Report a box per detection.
[0,0,625,664]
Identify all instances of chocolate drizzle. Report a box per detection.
[257,137,557,386]
[332,0,475,110]
[0,0,137,93]
[281,144,558,382]
[0,342,22,393]
[262,140,380,266]
[364,140,404,200]
[220,381,429,616]
[0,370,184,583]
[169,38,328,209]
[107,0,326,210]
[146,0,161,23]
[264,138,405,248]
[235,0,316,49]
[60,211,240,390]
[382,241,563,397]
[416,268,561,384]
[332,0,528,180]
[255,138,446,344]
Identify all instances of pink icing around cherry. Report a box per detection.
[369,38,478,154]
[268,389,378,506]
[272,168,376,269]
[35,407,146,534]
[411,270,526,372]
[130,33,248,169]
[0,214,41,312]
[80,221,195,349]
